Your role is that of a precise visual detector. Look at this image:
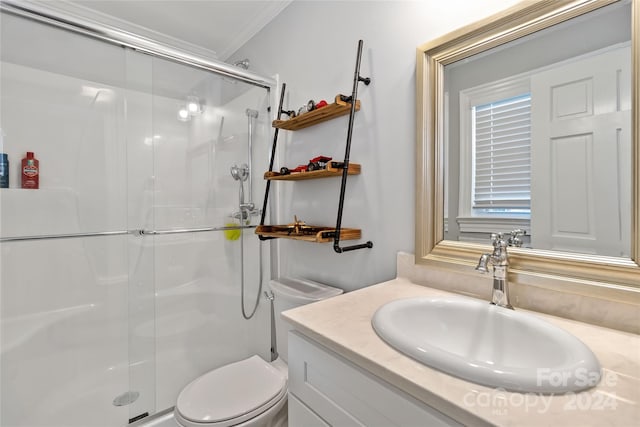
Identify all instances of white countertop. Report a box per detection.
[282,278,640,426]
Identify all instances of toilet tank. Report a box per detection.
[269,277,343,363]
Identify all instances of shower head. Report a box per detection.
[230,163,249,182]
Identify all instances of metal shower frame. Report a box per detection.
[0,0,276,90]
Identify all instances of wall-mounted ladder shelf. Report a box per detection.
[256,40,373,253]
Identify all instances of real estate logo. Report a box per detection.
[461,369,619,417]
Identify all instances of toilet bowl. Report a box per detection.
[174,277,343,427]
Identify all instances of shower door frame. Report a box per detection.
[0,1,276,90]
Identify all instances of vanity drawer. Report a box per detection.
[288,331,461,427]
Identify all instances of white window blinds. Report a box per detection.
[473,94,531,211]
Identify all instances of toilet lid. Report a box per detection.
[176,355,287,424]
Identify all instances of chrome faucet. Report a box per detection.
[475,230,524,309]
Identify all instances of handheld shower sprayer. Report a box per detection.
[230,164,253,220]
[230,163,249,182]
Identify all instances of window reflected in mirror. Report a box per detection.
[443,0,631,258]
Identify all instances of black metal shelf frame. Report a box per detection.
[258,40,373,253]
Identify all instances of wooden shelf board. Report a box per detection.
[264,163,361,181]
[273,98,360,131]
[255,225,361,243]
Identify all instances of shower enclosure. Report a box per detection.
[0,4,274,426]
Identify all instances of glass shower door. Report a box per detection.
[1,9,273,426]
[0,12,136,426]
[148,56,271,412]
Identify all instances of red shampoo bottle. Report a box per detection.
[21,151,39,189]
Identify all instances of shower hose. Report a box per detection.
[238,196,263,320]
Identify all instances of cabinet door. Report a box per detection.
[288,332,461,427]
[289,394,330,427]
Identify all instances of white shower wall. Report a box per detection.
[0,11,271,426]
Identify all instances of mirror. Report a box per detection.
[444,2,631,257]
[416,0,639,291]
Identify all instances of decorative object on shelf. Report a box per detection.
[266,161,360,181]
[280,109,297,119]
[288,215,308,235]
[307,155,332,171]
[277,156,332,176]
[306,100,316,112]
[278,165,302,175]
[272,94,361,131]
[255,224,361,243]
[256,40,373,253]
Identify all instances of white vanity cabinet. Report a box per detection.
[288,331,461,427]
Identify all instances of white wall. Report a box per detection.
[229,0,521,291]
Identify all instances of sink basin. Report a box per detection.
[372,296,601,393]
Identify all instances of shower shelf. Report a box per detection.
[257,40,373,253]
[272,95,360,131]
[263,162,361,181]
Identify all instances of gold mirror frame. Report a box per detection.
[416,0,639,301]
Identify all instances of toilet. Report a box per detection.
[174,277,343,427]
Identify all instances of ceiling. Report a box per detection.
[68,0,292,60]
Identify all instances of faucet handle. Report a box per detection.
[508,229,526,247]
